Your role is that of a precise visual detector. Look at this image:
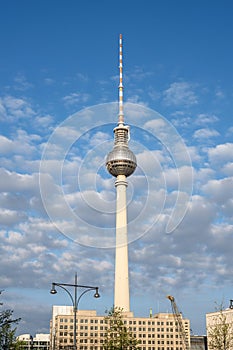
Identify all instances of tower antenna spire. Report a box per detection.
[118,34,124,125]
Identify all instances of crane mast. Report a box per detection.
[167,295,190,350]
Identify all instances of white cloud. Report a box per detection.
[35,115,54,128]
[208,143,233,164]
[76,73,89,82]
[215,89,225,99]
[0,95,36,121]
[163,82,198,106]
[195,113,219,125]
[0,209,27,226]
[222,162,233,176]
[14,73,33,91]
[63,92,90,106]
[0,130,40,157]
[0,168,39,193]
[226,126,233,136]
[127,66,154,81]
[202,177,233,206]
[44,78,55,85]
[193,128,220,140]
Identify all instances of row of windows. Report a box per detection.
[58,344,183,350]
[59,336,184,345]
[58,333,183,342]
[58,329,182,339]
[58,324,180,333]
[57,322,188,332]
[59,318,176,326]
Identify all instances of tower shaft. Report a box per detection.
[114,174,130,311]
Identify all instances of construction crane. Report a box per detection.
[167,295,190,350]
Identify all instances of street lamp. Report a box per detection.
[50,273,100,350]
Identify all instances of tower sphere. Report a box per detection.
[106,125,137,177]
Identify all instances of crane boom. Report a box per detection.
[167,295,190,350]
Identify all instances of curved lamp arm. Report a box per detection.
[50,283,75,307]
[77,287,100,310]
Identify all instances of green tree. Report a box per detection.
[0,292,22,350]
[103,307,140,350]
[207,303,233,350]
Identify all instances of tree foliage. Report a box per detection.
[103,307,140,350]
[207,303,233,350]
[0,291,22,349]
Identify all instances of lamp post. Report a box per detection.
[50,272,100,350]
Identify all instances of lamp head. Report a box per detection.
[94,288,100,299]
[50,283,57,295]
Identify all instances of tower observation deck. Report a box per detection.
[106,124,137,177]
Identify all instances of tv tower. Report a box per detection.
[106,34,137,312]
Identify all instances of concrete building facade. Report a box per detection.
[17,333,50,350]
[206,304,233,350]
[50,306,190,350]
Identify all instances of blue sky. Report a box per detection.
[0,0,233,336]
